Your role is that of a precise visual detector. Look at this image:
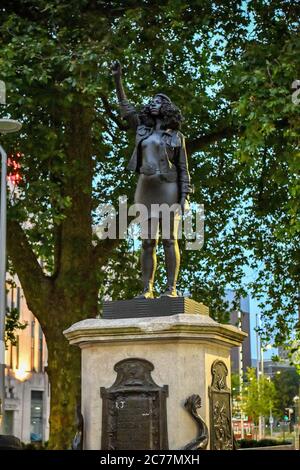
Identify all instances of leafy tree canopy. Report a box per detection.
[272,368,300,419]
[0,0,299,447]
[242,368,278,424]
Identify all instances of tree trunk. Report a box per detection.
[46,333,81,449]
[7,102,108,449]
[41,277,99,449]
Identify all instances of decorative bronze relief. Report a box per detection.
[182,394,209,450]
[100,358,168,450]
[209,360,233,450]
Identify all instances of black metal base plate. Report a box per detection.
[102,297,209,319]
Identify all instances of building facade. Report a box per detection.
[225,290,252,374]
[4,277,50,443]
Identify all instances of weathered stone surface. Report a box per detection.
[64,313,245,348]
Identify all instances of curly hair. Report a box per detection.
[138,96,183,130]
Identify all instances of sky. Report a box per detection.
[226,264,278,361]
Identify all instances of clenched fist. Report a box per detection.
[110,60,122,77]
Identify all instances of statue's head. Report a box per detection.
[148,94,171,116]
[139,93,183,130]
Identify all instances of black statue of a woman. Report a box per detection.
[111,60,192,298]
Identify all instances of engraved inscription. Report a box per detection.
[101,358,168,450]
[116,394,153,449]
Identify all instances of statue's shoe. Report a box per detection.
[134,289,154,299]
[160,287,178,297]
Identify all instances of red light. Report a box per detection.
[7,174,22,183]
[7,151,23,186]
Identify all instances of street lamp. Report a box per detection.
[0,110,22,436]
[237,309,244,438]
[256,311,265,439]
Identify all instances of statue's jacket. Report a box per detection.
[119,99,193,196]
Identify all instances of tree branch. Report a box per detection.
[93,210,137,264]
[7,219,52,318]
[93,237,120,265]
[186,124,240,155]
[99,94,128,131]
[186,117,290,155]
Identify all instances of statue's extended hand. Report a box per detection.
[111,60,122,77]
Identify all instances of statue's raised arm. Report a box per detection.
[110,60,139,130]
[111,60,125,102]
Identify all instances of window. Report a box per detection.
[9,342,13,368]
[10,285,15,309]
[31,320,35,371]
[16,287,21,317]
[38,325,43,373]
[30,390,43,442]
[4,410,14,435]
[16,336,19,370]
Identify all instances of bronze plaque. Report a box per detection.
[101,358,168,450]
[208,360,233,450]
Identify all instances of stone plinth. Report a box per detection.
[64,309,246,450]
